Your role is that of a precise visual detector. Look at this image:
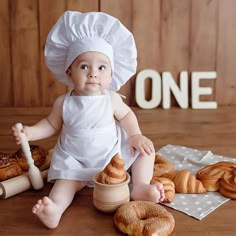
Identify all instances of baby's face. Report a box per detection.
[67,51,112,95]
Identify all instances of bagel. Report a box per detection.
[114,201,175,236]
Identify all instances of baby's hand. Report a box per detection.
[129,134,155,157]
[12,125,31,145]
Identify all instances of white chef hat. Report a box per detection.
[45,11,137,91]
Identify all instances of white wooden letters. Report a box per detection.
[135,70,217,109]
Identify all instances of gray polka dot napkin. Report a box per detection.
[157,145,236,220]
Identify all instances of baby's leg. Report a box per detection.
[131,153,165,203]
[32,179,86,229]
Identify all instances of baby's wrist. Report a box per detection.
[128,133,142,140]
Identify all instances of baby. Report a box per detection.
[12,11,164,229]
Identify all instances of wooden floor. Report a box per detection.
[0,106,236,235]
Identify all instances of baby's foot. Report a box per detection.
[32,196,61,229]
[131,183,165,203]
[152,182,165,202]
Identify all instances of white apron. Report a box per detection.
[48,90,139,186]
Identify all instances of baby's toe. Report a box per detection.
[42,196,51,205]
[32,204,40,213]
[159,193,165,202]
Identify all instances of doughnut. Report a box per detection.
[114,201,175,236]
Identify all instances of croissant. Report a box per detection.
[163,169,206,194]
[97,153,126,184]
[151,176,175,203]
[196,161,236,192]
[153,154,175,177]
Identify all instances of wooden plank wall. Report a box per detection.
[0,0,235,108]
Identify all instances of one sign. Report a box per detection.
[135,70,217,109]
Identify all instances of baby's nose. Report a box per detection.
[88,69,97,78]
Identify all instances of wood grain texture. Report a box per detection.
[160,0,191,107]
[132,0,161,105]
[0,106,235,235]
[189,0,217,102]
[0,0,236,107]
[0,0,12,106]
[0,185,235,236]
[39,0,67,106]
[10,0,41,107]
[161,0,190,72]
[216,0,236,105]
[66,0,99,12]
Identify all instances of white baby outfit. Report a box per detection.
[48,90,139,185]
[45,11,138,186]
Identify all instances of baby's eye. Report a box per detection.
[99,65,106,71]
[80,64,88,70]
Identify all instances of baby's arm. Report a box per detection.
[12,95,64,144]
[111,92,155,156]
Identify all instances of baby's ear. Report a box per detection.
[66,68,73,84]
[66,68,72,78]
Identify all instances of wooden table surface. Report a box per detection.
[0,107,235,236]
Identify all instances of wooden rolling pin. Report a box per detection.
[15,123,44,190]
[0,170,48,199]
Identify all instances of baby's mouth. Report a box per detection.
[86,82,100,86]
